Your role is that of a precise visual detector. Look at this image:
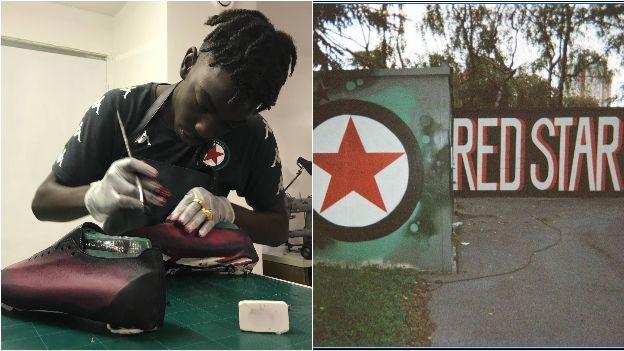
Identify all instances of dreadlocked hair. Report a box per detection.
[199,9,297,112]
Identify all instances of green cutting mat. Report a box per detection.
[1,273,312,350]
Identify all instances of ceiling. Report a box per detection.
[55,1,127,16]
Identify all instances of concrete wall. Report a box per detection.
[313,68,454,272]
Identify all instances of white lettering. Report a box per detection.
[569,117,596,191]
[476,118,499,191]
[530,118,557,190]
[453,118,476,191]
[596,117,623,191]
[553,117,575,191]
[500,118,525,191]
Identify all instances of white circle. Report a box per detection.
[203,143,225,166]
[313,115,409,227]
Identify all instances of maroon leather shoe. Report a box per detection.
[125,222,259,274]
[1,222,166,334]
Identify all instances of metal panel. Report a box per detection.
[313,67,454,272]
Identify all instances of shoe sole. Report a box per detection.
[107,324,158,334]
[1,303,61,314]
[2,303,155,334]
[1,303,16,311]
[162,255,256,275]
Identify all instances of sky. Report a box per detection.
[332,4,624,106]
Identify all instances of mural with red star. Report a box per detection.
[314,117,404,212]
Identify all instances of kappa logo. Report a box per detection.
[135,130,151,146]
[120,86,136,99]
[202,139,229,170]
[56,147,67,168]
[90,95,105,116]
[313,100,423,242]
[73,121,83,143]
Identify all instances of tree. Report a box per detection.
[588,4,624,64]
[313,4,408,70]
[510,68,557,108]
[587,4,624,104]
[314,4,622,108]
[524,4,620,107]
[425,4,620,108]
[423,4,530,109]
[526,5,578,106]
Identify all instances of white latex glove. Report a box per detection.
[167,187,235,237]
[85,157,167,222]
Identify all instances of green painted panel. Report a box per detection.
[313,67,454,271]
[1,274,311,350]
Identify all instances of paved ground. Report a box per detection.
[425,197,624,347]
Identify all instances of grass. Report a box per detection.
[313,263,435,347]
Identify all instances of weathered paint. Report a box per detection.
[313,68,454,272]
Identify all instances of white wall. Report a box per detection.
[0,0,168,90]
[109,1,167,88]
[1,1,114,268]
[1,1,114,55]
[1,46,108,268]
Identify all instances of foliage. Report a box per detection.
[423,4,545,109]
[588,4,624,64]
[314,4,408,70]
[563,95,601,107]
[523,4,614,107]
[584,4,624,105]
[511,68,558,108]
[314,4,624,109]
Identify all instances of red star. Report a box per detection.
[314,117,404,212]
[204,145,224,164]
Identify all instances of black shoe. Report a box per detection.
[1,222,166,334]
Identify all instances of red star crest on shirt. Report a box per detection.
[314,117,404,212]
[204,145,224,164]
[202,140,229,169]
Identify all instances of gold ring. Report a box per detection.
[201,208,214,221]
[192,198,204,207]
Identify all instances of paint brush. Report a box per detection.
[116,110,145,208]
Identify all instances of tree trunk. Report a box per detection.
[557,6,573,107]
[381,4,389,68]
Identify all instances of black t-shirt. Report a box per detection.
[52,82,284,210]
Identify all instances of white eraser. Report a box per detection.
[238,300,289,334]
